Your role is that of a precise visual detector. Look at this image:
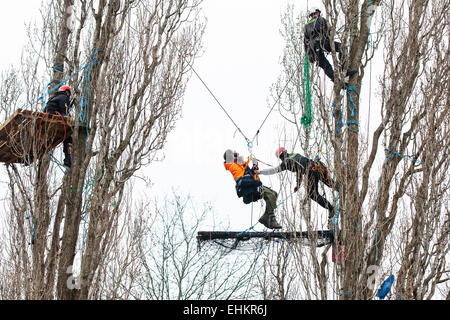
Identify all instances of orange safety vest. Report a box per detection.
[224,157,260,181]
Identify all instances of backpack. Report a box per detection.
[235,165,262,204]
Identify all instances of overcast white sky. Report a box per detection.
[2,2,447,300]
[146,1,381,232]
[0,1,377,231]
[145,0,309,230]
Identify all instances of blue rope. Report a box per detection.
[331,103,344,134]
[236,223,258,238]
[346,86,358,117]
[48,152,70,173]
[53,64,64,72]
[78,49,103,153]
[16,50,103,250]
[332,103,359,134]
[333,190,340,227]
[347,120,359,133]
[44,49,103,172]
[385,148,419,164]
[37,78,71,104]
[38,49,103,111]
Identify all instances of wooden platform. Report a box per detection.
[0,108,87,164]
[197,230,335,248]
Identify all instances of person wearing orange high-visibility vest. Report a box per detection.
[223,149,281,229]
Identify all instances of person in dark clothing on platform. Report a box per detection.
[255,147,339,228]
[44,85,73,167]
[304,7,357,83]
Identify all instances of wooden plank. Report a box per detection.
[0,108,90,164]
[197,230,334,241]
[0,110,67,164]
[1,150,16,164]
[0,108,22,133]
[197,230,335,249]
[0,142,12,156]
[19,110,81,129]
[0,115,19,141]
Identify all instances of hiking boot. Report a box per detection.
[268,214,282,229]
[258,212,270,227]
[259,212,282,229]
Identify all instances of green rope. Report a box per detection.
[301,53,312,128]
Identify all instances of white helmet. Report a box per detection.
[308,7,321,17]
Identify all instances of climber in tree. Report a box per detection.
[224,149,282,229]
[44,85,73,167]
[304,7,357,83]
[255,147,339,228]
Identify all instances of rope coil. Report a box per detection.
[301,53,312,128]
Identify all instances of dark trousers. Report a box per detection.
[63,137,72,158]
[306,170,335,218]
[314,39,342,82]
[54,112,72,163]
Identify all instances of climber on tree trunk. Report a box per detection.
[44,85,73,168]
[304,7,357,83]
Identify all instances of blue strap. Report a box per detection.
[236,224,256,238]
[331,103,344,134]
[346,86,358,117]
[384,148,419,164]
[332,103,359,133]
[347,120,359,133]
[53,64,64,72]
[334,190,340,227]
[39,48,103,110]
[48,152,70,174]
[37,78,71,103]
